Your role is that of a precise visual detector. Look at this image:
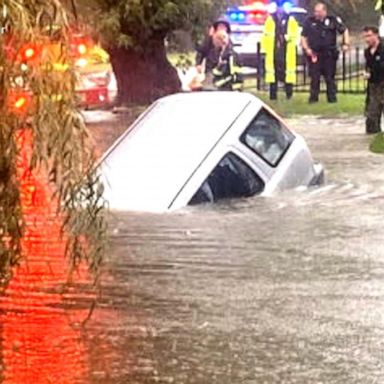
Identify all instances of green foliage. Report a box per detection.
[370,132,384,154]
[0,1,106,283]
[75,0,233,49]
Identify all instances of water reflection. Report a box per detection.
[0,130,91,383]
[2,117,384,383]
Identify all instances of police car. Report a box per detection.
[224,1,307,68]
[98,92,324,212]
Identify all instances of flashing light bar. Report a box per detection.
[268,0,294,13]
[282,1,293,13]
[226,9,266,24]
[229,11,246,21]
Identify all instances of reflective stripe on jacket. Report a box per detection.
[213,55,243,90]
[261,14,299,84]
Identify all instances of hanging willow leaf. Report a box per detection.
[0,0,106,287]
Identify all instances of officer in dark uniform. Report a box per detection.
[301,2,350,103]
[363,25,384,134]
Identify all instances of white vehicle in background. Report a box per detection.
[224,2,308,68]
[224,1,268,68]
[98,92,324,212]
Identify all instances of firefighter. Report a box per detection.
[261,1,300,100]
[301,2,350,104]
[211,30,243,91]
[195,20,232,76]
[363,25,384,134]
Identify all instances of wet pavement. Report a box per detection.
[1,111,384,383]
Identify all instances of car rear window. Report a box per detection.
[240,108,294,167]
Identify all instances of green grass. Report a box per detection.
[370,133,384,154]
[246,88,365,118]
[167,51,366,118]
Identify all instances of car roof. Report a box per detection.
[99,92,262,212]
[290,7,307,14]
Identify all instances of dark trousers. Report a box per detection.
[365,81,384,134]
[269,82,293,100]
[308,50,338,102]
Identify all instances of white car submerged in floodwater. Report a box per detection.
[99,92,324,212]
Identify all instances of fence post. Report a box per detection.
[348,46,352,91]
[342,49,346,93]
[303,55,307,90]
[356,46,360,93]
[256,42,262,91]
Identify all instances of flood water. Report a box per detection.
[1,115,384,383]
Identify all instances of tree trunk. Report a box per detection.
[108,38,181,106]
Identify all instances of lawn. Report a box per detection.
[370,133,384,154]
[252,91,366,118]
[242,76,366,118]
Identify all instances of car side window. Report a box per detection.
[240,108,294,167]
[189,152,265,205]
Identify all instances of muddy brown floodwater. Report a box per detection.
[1,112,384,384]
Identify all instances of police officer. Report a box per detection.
[363,26,384,134]
[262,1,300,100]
[301,2,350,103]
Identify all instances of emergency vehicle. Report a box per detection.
[6,32,116,113]
[224,1,307,68]
[71,35,117,109]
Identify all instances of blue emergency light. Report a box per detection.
[269,0,293,13]
[227,10,246,22]
[275,0,292,6]
[282,1,293,12]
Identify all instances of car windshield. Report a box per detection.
[189,152,264,205]
[240,108,294,166]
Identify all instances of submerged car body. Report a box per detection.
[99,92,323,212]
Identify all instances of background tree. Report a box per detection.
[298,0,377,25]
[0,0,106,284]
[72,0,233,105]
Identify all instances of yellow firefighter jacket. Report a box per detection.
[261,13,300,84]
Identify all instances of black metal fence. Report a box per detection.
[251,44,367,95]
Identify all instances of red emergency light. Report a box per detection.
[77,43,87,55]
[19,44,39,62]
[70,35,93,57]
[8,91,32,116]
[226,2,267,24]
